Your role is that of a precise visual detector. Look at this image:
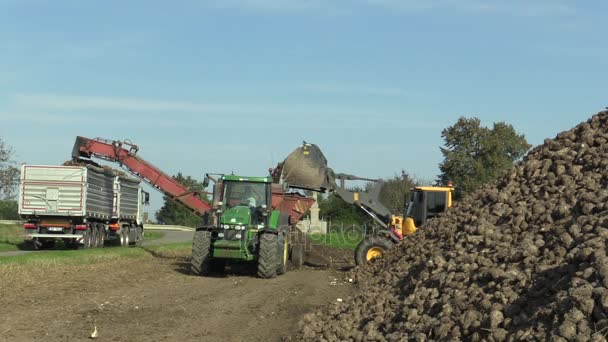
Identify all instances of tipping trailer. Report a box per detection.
[19,164,149,249]
[71,137,316,278]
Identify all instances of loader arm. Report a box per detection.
[278,142,392,228]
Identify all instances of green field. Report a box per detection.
[307,231,364,250]
[0,242,192,266]
[0,224,25,252]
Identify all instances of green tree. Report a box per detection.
[437,117,531,197]
[0,200,19,219]
[378,170,418,215]
[155,173,208,227]
[318,193,370,228]
[0,138,19,200]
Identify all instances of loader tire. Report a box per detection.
[191,231,212,276]
[257,233,278,279]
[290,243,305,269]
[354,235,394,266]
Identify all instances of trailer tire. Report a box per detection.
[191,231,212,276]
[135,226,143,247]
[257,233,278,279]
[354,235,394,266]
[120,226,130,247]
[82,227,93,249]
[290,243,305,268]
[95,224,105,248]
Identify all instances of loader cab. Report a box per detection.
[405,186,454,227]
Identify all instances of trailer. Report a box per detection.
[18,164,149,249]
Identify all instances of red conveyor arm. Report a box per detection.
[72,136,212,216]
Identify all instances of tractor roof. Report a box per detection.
[221,175,272,183]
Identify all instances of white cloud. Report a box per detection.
[3,92,442,128]
[300,82,421,97]
[214,0,576,17]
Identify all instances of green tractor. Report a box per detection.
[191,174,296,278]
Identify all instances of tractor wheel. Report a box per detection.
[277,233,288,275]
[191,231,212,276]
[354,235,395,266]
[257,233,278,279]
[290,243,305,269]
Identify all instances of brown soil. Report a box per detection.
[0,252,354,342]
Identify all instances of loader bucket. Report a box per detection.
[280,143,335,192]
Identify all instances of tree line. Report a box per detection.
[0,117,531,225]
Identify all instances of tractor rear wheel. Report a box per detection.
[257,233,278,279]
[191,231,212,276]
[354,235,395,266]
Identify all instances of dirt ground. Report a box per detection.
[0,251,354,342]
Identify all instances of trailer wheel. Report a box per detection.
[82,227,93,249]
[135,226,143,247]
[120,226,130,247]
[95,224,105,248]
[191,231,212,276]
[354,235,395,266]
[257,233,278,279]
[290,243,305,269]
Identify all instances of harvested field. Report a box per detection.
[293,111,608,341]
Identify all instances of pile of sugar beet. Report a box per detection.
[293,110,608,341]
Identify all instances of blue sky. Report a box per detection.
[1,0,606,213]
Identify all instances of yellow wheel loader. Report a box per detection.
[274,142,455,265]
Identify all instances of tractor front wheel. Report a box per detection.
[354,235,395,266]
[191,231,212,276]
[257,233,278,279]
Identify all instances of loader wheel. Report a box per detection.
[277,234,288,275]
[191,231,212,276]
[257,233,278,279]
[354,235,395,266]
[290,243,305,269]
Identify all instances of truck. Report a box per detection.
[70,137,315,278]
[274,142,455,265]
[18,164,149,250]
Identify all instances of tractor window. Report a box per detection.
[222,181,269,209]
[426,191,447,217]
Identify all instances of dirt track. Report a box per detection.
[0,250,353,342]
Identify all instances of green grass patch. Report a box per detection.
[144,231,165,241]
[0,224,25,252]
[307,231,363,250]
[0,241,192,266]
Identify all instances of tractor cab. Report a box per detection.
[216,175,273,232]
